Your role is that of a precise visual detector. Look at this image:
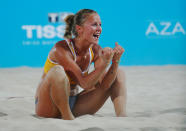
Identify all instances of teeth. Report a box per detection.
[93,35,99,39]
[93,33,100,40]
[94,34,99,36]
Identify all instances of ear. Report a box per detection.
[75,25,82,35]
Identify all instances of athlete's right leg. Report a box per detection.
[35,65,74,120]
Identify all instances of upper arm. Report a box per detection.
[54,42,86,88]
[92,44,108,85]
[92,44,103,69]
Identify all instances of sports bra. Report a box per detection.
[43,39,94,85]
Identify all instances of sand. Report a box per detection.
[0,65,186,131]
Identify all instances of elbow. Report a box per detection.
[100,82,111,91]
[81,85,91,90]
[79,81,91,90]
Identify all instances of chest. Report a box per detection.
[76,52,92,72]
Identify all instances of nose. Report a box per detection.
[97,25,102,33]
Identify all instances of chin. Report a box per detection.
[92,40,99,45]
[91,42,98,45]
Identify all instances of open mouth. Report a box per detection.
[93,33,100,40]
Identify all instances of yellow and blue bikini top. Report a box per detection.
[43,39,94,84]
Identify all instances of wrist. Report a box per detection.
[103,59,111,67]
[112,59,120,64]
[99,61,109,69]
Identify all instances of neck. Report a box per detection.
[73,37,90,55]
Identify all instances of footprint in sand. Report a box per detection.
[132,112,153,117]
[133,107,186,117]
[31,114,45,119]
[0,112,8,117]
[141,127,186,131]
[159,107,186,115]
[140,127,165,131]
[80,127,105,131]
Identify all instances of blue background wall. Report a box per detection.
[0,0,186,67]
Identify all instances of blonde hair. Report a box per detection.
[64,9,97,39]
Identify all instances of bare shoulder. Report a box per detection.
[55,40,69,51]
[52,40,71,56]
[49,40,72,65]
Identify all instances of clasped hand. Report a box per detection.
[101,42,125,65]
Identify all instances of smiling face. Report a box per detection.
[76,13,102,45]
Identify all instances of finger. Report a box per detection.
[115,49,119,54]
[114,47,120,53]
[114,45,120,51]
[118,47,124,52]
[115,46,124,53]
[115,42,119,47]
[115,46,122,52]
[111,50,115,56]
[113,48,117,53]
[115,42,119,48]
[119,47,124,53]
[117,49,123,55]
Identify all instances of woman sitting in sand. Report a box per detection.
[35,9,127,120]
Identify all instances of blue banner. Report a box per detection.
[0,0,186,67]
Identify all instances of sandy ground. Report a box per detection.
[0,65,186,131]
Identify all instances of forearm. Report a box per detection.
[80,46,115,90]
[100,62,119,90]
[81,63,109,90]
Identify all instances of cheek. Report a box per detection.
[85,28,94,36]
[82,25,95,38]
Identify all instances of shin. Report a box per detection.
[110,68,127,117]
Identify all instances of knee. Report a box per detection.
[49,65,69,85]
[116,68,126,84]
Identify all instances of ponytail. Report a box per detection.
[64,14,74,39]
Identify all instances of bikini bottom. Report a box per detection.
[35,95,78,111]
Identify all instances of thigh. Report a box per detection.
[35,75,60,118]
[72,86,111,117]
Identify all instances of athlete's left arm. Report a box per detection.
[98,42,124,90]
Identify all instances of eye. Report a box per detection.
[92,23,97,26]
[92,23,102,27]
